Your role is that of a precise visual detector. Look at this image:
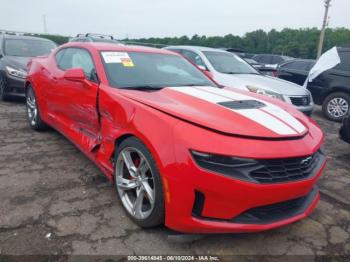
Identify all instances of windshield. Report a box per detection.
[4,39,56,57]
[101,52,216,89]
[203,51,259,75]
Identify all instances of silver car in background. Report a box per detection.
[164,46,314,115]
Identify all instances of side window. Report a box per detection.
[55,49,70,69]
[257,55,272,64]
[181,50,206,68]
[253,55,262,63]
[167,49,182,55]
[55,48,95,79]
[335,52,350,71]
[305,61,315,71]
[272,56,284,64]
[290,61,304,70]
[281,62,295,69]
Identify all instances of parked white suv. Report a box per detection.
[164,46,314,115]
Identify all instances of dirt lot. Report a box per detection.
[0,99,349,259]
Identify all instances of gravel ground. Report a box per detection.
[0,99,349,260]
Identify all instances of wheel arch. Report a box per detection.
[321,86,350,104]
[111,131,168,177]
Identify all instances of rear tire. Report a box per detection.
[114,137,165,228]
[25,85,48,131]
[0,74,9,101]
[322,92,350,122]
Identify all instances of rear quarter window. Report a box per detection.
[256,55,272,64]
[272,56,284,64]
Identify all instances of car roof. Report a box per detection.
[279,58,316,67]
[0,34,53,42]
[165,45,229,53]
[60,42,178,55]
[284,58,316,63]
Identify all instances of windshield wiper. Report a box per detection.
[224,72,260,75]
[183,84,211,87]
[223,72,240,74]
[169,84,211,87]
[242,72,261,75]
[119,85,163,91]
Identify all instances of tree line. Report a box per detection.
[28,27,350,59]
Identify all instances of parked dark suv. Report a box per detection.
[0,34,56,100]
[307,47,350,122]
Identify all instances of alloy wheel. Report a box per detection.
[327,97,349,119]
[115,147,155,220]
[26,90,38,126]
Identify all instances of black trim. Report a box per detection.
[192,190,205,217]
[191,150,325,184]
[192,187,319,225]
[249,150,325,184]
[218,100,266,110]
[231,187,318,224]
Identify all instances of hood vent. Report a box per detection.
[218,100,266,110]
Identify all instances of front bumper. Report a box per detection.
[164,160,325,233]
[284,96,314,116]
[4,73,25,96]
[298,105,314,116]
[162,120,325,233]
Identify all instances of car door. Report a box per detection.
[46,47,100,151]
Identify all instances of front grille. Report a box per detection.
[232,187,318,224]
[290,96,310,106]
[250,151,324,184]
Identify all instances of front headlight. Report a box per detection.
[191,150,258,181]
[246,85,285,101]
[6,66,27,79]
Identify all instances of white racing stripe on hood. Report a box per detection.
[196,86,306,134]
[169,86,304,136]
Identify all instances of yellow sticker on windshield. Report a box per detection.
[121,58,134,67]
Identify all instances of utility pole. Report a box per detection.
[43,14,48,34]
[317,0,332,58]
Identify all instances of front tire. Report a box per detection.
[25,85,48,131]
[114,137,165,228]
[322,92,350,122]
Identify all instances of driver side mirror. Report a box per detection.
[197,65,213,79]
[64,68,86,82]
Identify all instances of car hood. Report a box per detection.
[215,73,308,96]
[119,86,309,139]
[2,56,31,71]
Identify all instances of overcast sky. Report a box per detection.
[1,0,349,39]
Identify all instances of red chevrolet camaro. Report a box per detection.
[25,42,326,233]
